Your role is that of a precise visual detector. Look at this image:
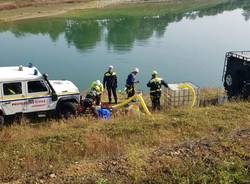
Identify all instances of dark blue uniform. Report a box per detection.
[103,71,118,104]
[126,73,136,98]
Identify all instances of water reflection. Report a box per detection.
[0,0,250,53]
[106,17,161,51]
[65,20,101,52]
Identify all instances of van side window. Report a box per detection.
[3,82,22,96]
[28,81,48,93]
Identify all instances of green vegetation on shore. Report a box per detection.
[61,0,229,20]
[57,0,250,21]
[1,0,250,22]
[1,101,250,183]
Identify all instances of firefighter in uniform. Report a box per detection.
[81,90,98,117]
[103,65,118,104]
[90,80,104,105]
[147,71,168,111]
[126,68,139,98]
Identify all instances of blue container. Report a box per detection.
[98,109,110,120]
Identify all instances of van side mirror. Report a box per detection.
[43,73,48,80]
[43,73,58,101]
[52,93,58,101]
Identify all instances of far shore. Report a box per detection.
[0,0,226,22]
[0,0,124,22]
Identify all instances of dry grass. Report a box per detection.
[0,0,88,11]
[0,0,118,22]
[200,87,226,100]
[0,101,250,183]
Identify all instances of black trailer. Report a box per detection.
[222,51,250,99]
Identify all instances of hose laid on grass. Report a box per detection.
[112,94,151,115]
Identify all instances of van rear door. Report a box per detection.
[1,81,26,115]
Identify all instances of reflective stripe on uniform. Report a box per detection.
[127,88,133,92]
[105,72,116,77]
[150,77,162,84]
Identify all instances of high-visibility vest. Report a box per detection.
[91,82,104,95]
[149,77,162,92]
[105,71,116,77]
[150,77,162,84]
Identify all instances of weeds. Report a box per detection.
[0,102,250,183]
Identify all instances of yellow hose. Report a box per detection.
[112,94,151,115]
[137,94,151,115]
[112,95,137,109]
[178,84,196,108]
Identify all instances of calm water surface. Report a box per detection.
[1,1,250,91]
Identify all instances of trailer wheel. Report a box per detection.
[0,116,4,128]
[225,73,233,87]
[58,102,77,119]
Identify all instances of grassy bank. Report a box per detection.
[62,0,228,20]
[0,0,110,22]
[0,0,231,22]
[1,101,250,183]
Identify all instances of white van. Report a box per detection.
[0,65,80,126]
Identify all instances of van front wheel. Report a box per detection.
[58,102,77,119]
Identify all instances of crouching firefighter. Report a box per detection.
[147,71,168,111]
[103,65,118,104]
[81,90,98,117]
[90,80,104,105]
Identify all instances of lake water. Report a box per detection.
[1,1,250,91]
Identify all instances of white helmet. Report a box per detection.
[96,80,101,86]
[152,70,158,76]
[133,67,139,73]
[108,65,114,71]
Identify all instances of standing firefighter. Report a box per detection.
[147,71,168,111]
[126,68,139,98]
[103,65,118,104]
[90,80,104,105]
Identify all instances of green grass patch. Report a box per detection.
[0,102,250,183]
[61,0,229,20]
